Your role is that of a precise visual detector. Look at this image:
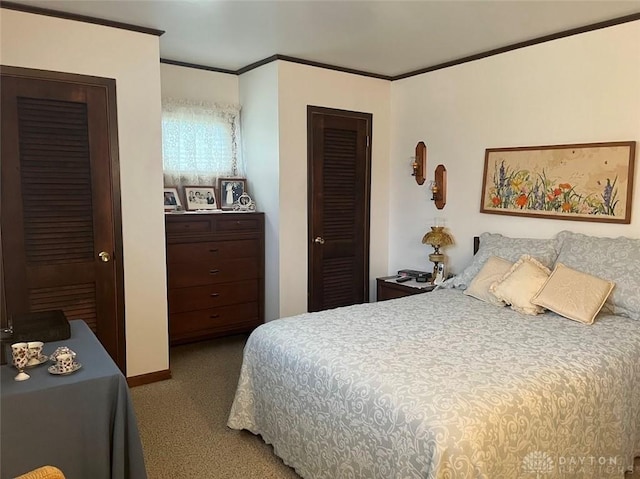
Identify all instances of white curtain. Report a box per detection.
[162,98,243,187]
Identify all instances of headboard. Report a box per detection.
[473,236,480,255]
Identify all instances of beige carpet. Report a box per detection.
[130,334,299,479]
[131,334,639,479]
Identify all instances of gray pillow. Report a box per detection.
[443,232,559,289]
[555,230,640,320]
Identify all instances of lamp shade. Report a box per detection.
[422,226,454,247]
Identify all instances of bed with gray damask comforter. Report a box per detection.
[228,289,640,478]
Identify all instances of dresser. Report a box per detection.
[165,212,264,345]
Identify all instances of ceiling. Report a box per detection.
[9,0,640,77]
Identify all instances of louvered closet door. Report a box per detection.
[1,71,123,368]
[308,107,372,312]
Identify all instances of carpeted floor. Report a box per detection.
[130,334,299,479]
[131,334,639,479]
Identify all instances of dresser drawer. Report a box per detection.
[165,219,211,234]
[168,280,259,313]
[167,257,259,288]
[169,302,259,337]
[167,239,258,264]
[216,217,260,232]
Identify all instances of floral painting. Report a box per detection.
[480,142,635,224]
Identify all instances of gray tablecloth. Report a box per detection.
[1,320,147,479]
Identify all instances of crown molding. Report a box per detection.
[4,3,637,81]
[0,1,165,36]
[160,58,236,75]
[237,54,392,80]
[393,12,640,80]
[159,12,640,81]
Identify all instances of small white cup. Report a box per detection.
[11,342,29,363]
[55,353,75,374]
[27,341,44,366]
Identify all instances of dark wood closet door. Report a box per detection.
[1,68,125,370]
[307,106,372,312]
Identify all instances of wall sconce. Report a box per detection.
[429,164,447,209]
[411,141,426,185]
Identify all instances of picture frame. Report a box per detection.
[183,186,219,211]
[480,141,635,224]
[218,178,246,210]
[163,187,182,211]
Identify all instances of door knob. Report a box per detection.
[314,236,325,244]
[98,251,111,262]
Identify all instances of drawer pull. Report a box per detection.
[210,293,220,297]
[209,269,220,275]
[210,314,220,319]
[209,249,219,253]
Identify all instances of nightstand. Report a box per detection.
[376,276,436,301]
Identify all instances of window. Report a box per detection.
[162,99,242,186]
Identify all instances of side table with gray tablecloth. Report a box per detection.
[1,320,147,479]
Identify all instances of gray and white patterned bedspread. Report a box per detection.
[228,289,640,478]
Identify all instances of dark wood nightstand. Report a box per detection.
[376,276,436,301]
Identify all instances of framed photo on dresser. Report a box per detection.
[218,178,246,210]
[184,186,219,210]
[163,187,181,211]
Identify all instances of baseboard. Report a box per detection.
[127,369,172,387]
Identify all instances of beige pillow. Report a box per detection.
[531,263,615,324]
[490,255,551,315]
[464,256,513,306]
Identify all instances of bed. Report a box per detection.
[228,231,640,478]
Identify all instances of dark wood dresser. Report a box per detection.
[165,212,264,345]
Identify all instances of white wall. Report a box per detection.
[1,9,167,377]
[277,61,391,316]
[238,63,281,321]
[160,63,239,103]
[164,60,391,321]
[160,62,283,321]
[390,21,640,277]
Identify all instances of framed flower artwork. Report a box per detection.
[480,141,635,224]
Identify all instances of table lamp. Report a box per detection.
[421,226,454,284]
